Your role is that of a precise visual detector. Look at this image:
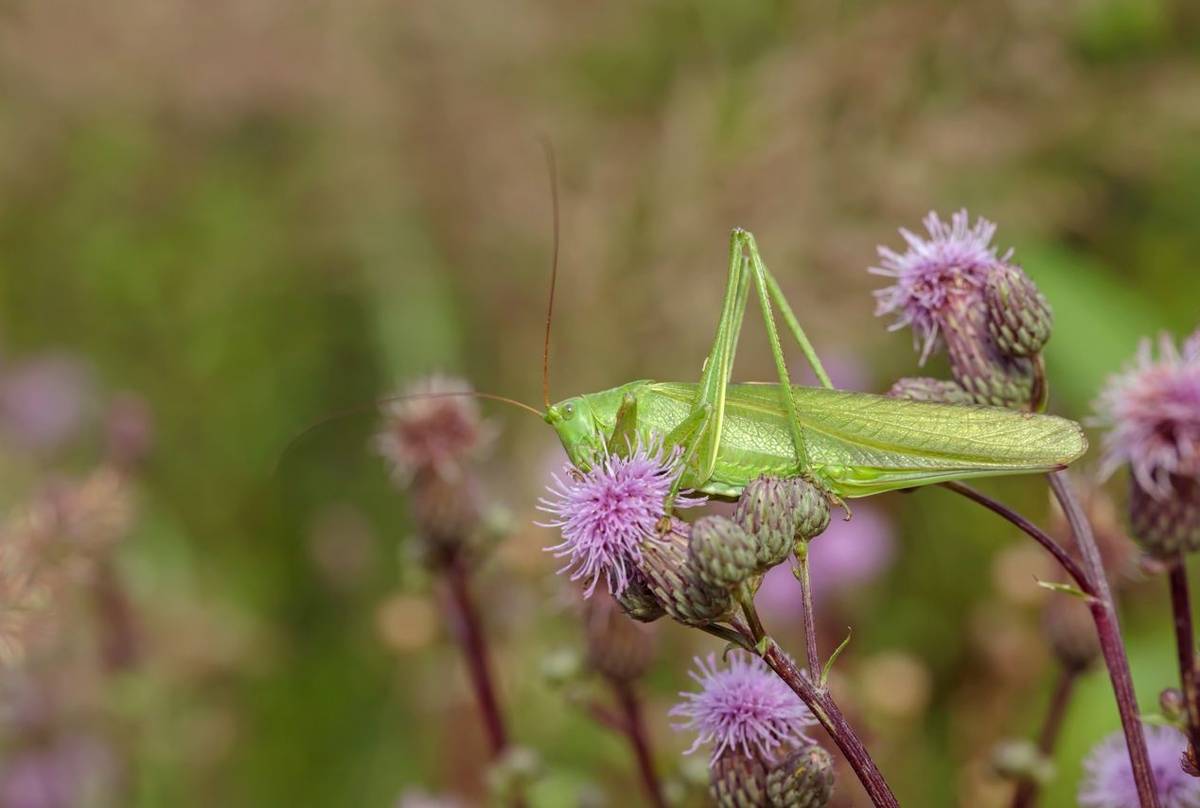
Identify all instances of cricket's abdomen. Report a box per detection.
[637,382,1089,498]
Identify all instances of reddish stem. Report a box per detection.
[1168,555,1200,773]
[442,554,509,758]
[1048,472,1159,808]
[761,643,899,808]
[611,679,667,808]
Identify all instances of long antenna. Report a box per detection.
[275,390,542,477]
[540,138,560,410]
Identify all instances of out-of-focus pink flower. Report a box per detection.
[1079,724,1200,808]
[0,734,115,808]
[755,502,895,621]
[1094,331,1200,499]
[375,375,491,484]
[0,356,92,454]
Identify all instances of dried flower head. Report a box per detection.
[375,375,491,484]
[539,439,702,597]
[671,652,815,764]
[1095,332,1200,499]
[1079,724,1200,808]
[871,210,1011,363]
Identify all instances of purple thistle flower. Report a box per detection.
[871,210,1012,363]
[1079,724,1200,808]
[670,652,815,764]
[1094,331,1200,499]
[538,438,703,598]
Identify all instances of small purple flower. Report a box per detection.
[539,439,702,598]
[1079,724,1200,808]
[670,652,815,764]
[1094,331,1200,498]
[871,210,1012,363]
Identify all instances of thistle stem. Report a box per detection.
[796,545,823,686]
[760,641,899,808]
[442,553,510,758]
[1010,666,1078,808]
[1048,471,1159,808]
[611,678,667,808]
[1168,554,1200,773]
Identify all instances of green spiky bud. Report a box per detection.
[710,749,769,808]
[1129,474,1200,559]
[887,376,975,405]
[639,523,733,627]
[614,573,666,623]
[712,746,834,808]
[766,745,835,808]
[690,516,759,590]
[734,477,830,568]
[985,265,1053,358]
[941,298,1036,409]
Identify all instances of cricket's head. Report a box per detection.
[544,382,648,469]
[544,395,603,468]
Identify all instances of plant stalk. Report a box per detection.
[796,545,822,685]
[1168,554,1200,773]
[760,641,899,807]
[1048,472,1159,808]
[443,553,510,758]
[611,678,667,808]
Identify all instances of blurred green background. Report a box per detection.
[0,0,1198,805]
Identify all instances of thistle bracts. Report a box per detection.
[734,476,831,563]
[640,524,733,626]
[691,516,760,590]
[1129,473,1200,558]
[985,264,1053,358]
[710,745,834,808]
[941,297,1037,409]
[613,573,666,623]
[887,376,974,405]
[767,745,835,808]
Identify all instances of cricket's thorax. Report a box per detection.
[558,380,1087,498]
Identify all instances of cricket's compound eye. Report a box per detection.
[562,402,575,419]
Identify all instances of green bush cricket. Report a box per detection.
[541,227,1087,506]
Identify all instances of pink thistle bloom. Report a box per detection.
[538,439,702,597]
[375,375,492,484]
[871,210,1012,363]
[1093,331,1200,499]
[1079,724,1200,808]
[670,652,814,764]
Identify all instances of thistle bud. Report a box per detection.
[1161,687,1186,723]
[1129,474,1200,558]
[639,523,732,627]
[941,299,1037,409]
[613,573,665,623]
[991,739,1055,785]
[985,264,1052,358]
[766,745,835,808]
[710,749,769,808]
[1042,595,1099,674]
[887,377,975,405]
[690,516,759,590]
[734,477,830,568]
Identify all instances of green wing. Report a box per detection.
[641,382,1088,497]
